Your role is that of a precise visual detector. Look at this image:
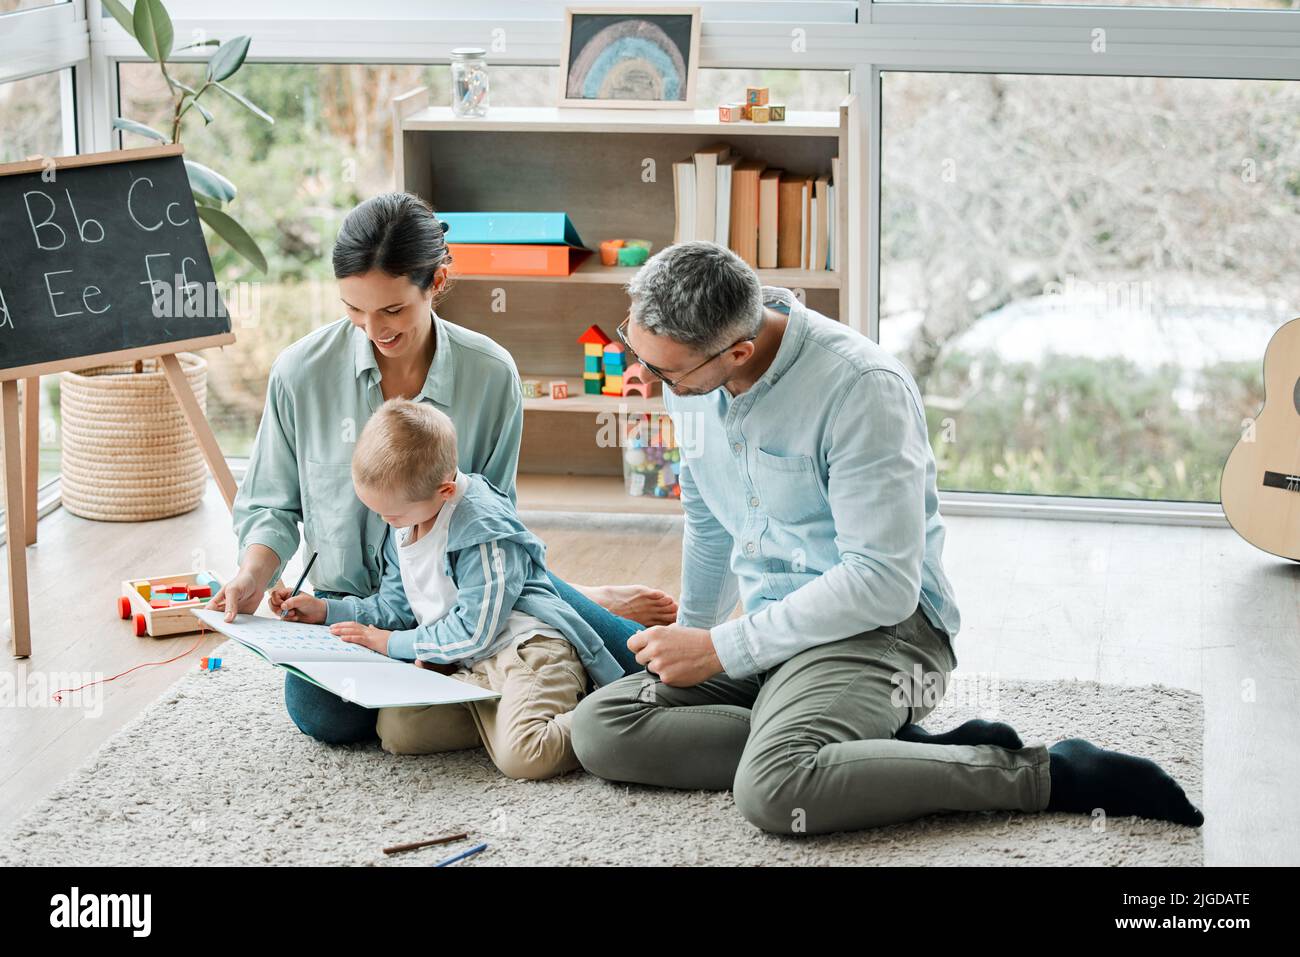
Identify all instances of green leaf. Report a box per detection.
[112,116,169,143]
[185,160,236,204]
[213,81,274,125]
[133,0,174,63]
[192,99,214,124]
[174,39,221,53]
[206,36,250,84]
[164,74,197,96]
[197,205,267,274]
[100,0,136,39]
[191,191,221,209]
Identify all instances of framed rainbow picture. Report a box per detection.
[559,6,701,110]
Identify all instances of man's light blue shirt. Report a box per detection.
[664,287,961,679]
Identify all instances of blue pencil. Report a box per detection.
[434,842,487,867]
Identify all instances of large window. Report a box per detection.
[117,60,848,457]
[0,67,76,484]
[880,72,1300,503]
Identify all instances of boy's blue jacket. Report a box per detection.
[321,472,625,688]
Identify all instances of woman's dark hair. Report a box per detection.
[332,192,452,293]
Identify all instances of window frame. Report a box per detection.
[14,0,1296,522]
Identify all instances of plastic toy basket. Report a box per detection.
[622,412,681,500]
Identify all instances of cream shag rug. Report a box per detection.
[0,642,1203,866]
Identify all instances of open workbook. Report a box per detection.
[194,610,500,709]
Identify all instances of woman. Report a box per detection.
[210,192,675,744]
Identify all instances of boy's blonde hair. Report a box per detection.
[352,397,458,501]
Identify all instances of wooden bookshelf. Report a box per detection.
[392,91,861,510]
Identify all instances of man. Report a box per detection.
[571,241,1203,836]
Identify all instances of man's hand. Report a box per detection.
[330,621,392,655]
[628,624,723,687]
[270,588,327,623]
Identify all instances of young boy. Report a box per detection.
[274,397,625,780]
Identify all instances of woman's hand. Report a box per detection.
[330,621,391,655]
[271,589,327,624]
[210,570,267,623]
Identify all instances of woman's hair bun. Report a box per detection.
[438,220,451,235]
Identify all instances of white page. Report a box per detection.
[194,610,388,664]
[291,660,500,709]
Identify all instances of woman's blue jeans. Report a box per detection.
[283,572,646,744]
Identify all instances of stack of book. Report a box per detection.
[672,144,837,272]
[440,212,591,277]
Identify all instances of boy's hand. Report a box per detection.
[270,588,327,623]
[331,621,391,655]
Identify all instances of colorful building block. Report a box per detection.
[769,103,786,121]
[750,105,771,123]
[745,86,769,106]
[521,379,542,398]
[622,362,659,399]
[134,581,152,600]
[549,380,569,400]
[719,103,744,123]
[187,585,212,599]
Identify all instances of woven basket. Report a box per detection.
[59,353,209,522]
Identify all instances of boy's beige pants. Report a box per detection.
[376,634,588,781]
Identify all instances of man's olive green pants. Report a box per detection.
[571,604,1051,835]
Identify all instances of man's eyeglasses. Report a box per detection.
[616,317,756,391]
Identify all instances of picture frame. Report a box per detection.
[558,5,702,110]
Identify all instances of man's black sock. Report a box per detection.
[895,718,1024,750]
[1046,738,1204,827]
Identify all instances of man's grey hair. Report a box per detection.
[626,241,763,353]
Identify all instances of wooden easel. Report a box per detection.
[2,336,237,657]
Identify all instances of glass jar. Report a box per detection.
[450,47,489,118]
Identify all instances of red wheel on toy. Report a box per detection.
[134,613,148,637]
[117,596,132,620]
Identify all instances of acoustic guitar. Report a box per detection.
[1221,317,1300,560]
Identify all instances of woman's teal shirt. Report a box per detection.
[232,311,524,597]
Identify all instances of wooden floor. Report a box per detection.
[2,479,1297,865]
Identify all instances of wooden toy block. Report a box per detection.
[745,86,769,106]
[602,376,623,395]
[622,362,659,398]
[549,380,569,400]
[521,379,542,398]
[584,354,602,372]
[150,599,172,609]
[187,585,212,599]
[750,105,771,123]
[134,581,152,600]
[719,103,744,123]
[741,103,752,120]
[769,103,786,121]
[577,324,611,348]
[583,378,602,395]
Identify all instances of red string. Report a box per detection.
[50,623,213,703]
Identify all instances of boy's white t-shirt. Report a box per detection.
[396,471,566,664]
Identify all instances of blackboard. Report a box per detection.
[0,145,233,377]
